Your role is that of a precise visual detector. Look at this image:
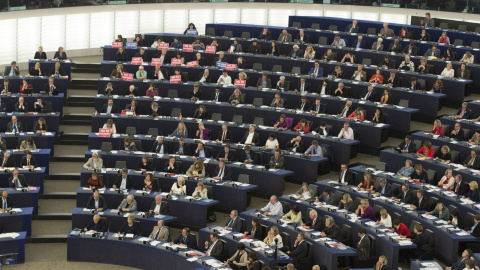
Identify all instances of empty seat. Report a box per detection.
[223,30,233,38]
[147,128,158,136]
[292,22,301,28]
[475,26,480,33]
[367,28,376,35]
[471,41,480,49]
[206,185,213,199]
[458,25,467,31]
[453,39,464,46]
[237,174,250,184]
[417,79,426,90]
[211,113,222,121]
[328,25,337,31]
[167,89,178,99]
[253,117,264,126]
[426,169,436,185]
[375,162,386,171]
[399,99,409,108]
[450,150,459,163]
[361,58,371,66]
[252,63,262,71]
[272,65,282,72]
[171,108,182,117]
[291,67,301,74]
[252,98,264,106]
[133,140,142,151]
[125,126,136,136]
[318,36,328,45]
[232,115,243,124]
[311,23,320,30]
[206,27,215,36]
[241,32,250,39]
[101,142,112,152]
[442,125,450,135]
[439,22,449,29]
[115,161,127,169]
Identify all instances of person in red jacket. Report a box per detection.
[293,119,310,133]
[392,219,411,236]
[431,119,444,136]
[416,141,434,158]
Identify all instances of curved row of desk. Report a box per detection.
[0,76,67,95]
[0,167,46,192]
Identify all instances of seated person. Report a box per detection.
[134,48,148,62]
[239,145,258,164]
[20,79,33,94]
[228,89,244,104]
[113,47,128,62]
[146,84,159,97]
[273,114,292,131]
[348,107,365,121]
[86,191,106,210]
[123,138,137,151]
[416,141,434,158]
[217,69,231,85]
[164,156,180,174]
[397,160,414,177]
[174,138,189,154]
[463,150,480,169]
[117,195,137,211]
[293,118,310,133]
[213,160,232,180]
[194,142,211,158]
[195,123,210,140]
[149,220,169,241]
[49,62,66,77]
[426,202,450,221]
[435,145,452,163]
[84,214,105,232]
[136,66,147,80]
[83,152,103,170]
[193,105,207,119]
[305,140,322,157]
[380,88,391,104]
[149,195,169,215]
[464,181,480,202]
[257,72,272,88]
[270,93,285,108]
[113,168,133,189]
[20,151,38,169]
[118,214,141,235]
[409,165,428,183]
[192,182,208,199]
[8,169,26,187]
[126,85,139,97]
[276,76,288,91]
[296,96,311,111]
[170,177,186,195]
[102,119,117,134]
[269,150,284,169]
[171,227,197,248]
[372,108,386,123]
[137,155,153,172]
[357,173,374,192]
[313,122,329,136]
[286,136,304,153]
[20,137,36,151]
[374,178,393,197]
[216,144,235,162]
[392,219,411,236]
[86,171,104,190]
[15,97,28,112]
[101,99,118,114]
[264,133,280,149]
[282,205,302,223]
[171,122,188,138]
[29,62,42,76]
[186,160,206,177]
[143,173,159,192]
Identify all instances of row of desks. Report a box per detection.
[2,132,55,155]
[0,232,26,264]
[84,150,292,198]
[98,77,444,119]
[0,113,60,133]
[1,187,39,214]
[0,167,46,193]
[28,60,72,80]
[0,76,67,95]
[90,115,359,165]
[0,208,33,236]
[79,168,257,212]
[0,93,63,115]
[88,134,328,182]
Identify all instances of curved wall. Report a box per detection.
[1,3,480,66]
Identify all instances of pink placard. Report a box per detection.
[234,79,246,88]
[186,61,198,67]
[112,42,123,48]
[99,128,111,137]
[122,72,134,81]
[206,46,216,54]
[131,57,143,65]
[158,43,169,50]
[226,64,237,71]
[151,58,163,66]
[170,75,181,83]
[183,44,194,52]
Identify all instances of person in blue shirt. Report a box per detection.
[170,37,183,49]
[308,61,323,78]
[123,138,137,151]
[305,140,323,157]
[135,66,147,80]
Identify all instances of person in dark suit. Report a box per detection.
[0,191,13,212]
[113,169,133,189]
[337,100,354,118]
[424,45,441,58]
[446,249,473,270]
[172,227,197,249]
[248,40,262,54]
[269,150,284,169]
[295,96,311,112]
[118,214,141,235]
[239,125,260,145]
[239,146,258,164]
[0,134,6,152]
[34,46,47,59]
[295,77,310,93]
[1,152,16,168]
[0,98,6,112]
[83,214,106,232]
[302,210,325,232]
[20,151,38,168]
[224,210,242,232]
[379,56,395,69]
[196,69,211,83]
[44,77,59,95]
[294,30,310,44]
[8,169,27,187]
[4,61,19,77]
[213,160,232,180]
[163,156,181,174]
[311,99,326,115]
[134,48,149,62]
[463,150,480,169]
[245,217,263,239]
[204,233,224,260]
[454,175,470,196]
[210,88,224,102]
[212,51,227,66]
[397,135,416,153]
[288,233,308,267]
[86,191,107,211]
[173,138,189,155]
[345,20,359,33]
[403,43,419,56]
[321,217,340,240]
[233,57,246,69]
[194,142,212,158]
[450,123,465,140]
[468,214,480,239]
[189,84,202,101]
[216,125,232,143]
[287,45,304,58]
[258,28,271,40]
[15,97,28,113]
[356,228,371,261]
[49,62,66,77]
[286,136,305,153]
[457,63,471,80]
[101,99,118,114]
[338,163,355,186]
[351,36,365,49]
[7,116,23,133]
[394,184,415,204]
[410,189,428,211]
[360,85,375,101]
[256,72,272,88]
[149,195,169,215]
[455,103,472,120]
[386,71,401,87]
[216,145,235,162]
[374,178,393,197]
[388,39,403,53]
[150,136,170,154]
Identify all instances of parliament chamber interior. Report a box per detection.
[1,1,480,270]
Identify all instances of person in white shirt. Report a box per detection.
[260,195,283,216]
[217,69,231,85]
[441,63,455,78]
[151,37,164,48]
[338,122,354,140]
[377,209,392,228]
[264,226,283,248]
[170,176,186,195]
[198,69,209,83]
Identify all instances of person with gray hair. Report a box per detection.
[136,66,147,80]
[127,84,138,96]
[379,22,394,37]
[151,102,159,117]
[117,194,137,211]
[321,217,340,239]
[260,195,283,216]
[224,210,242,232]
[83,151,103,170]
[374,178,393,197]
[455,102,472,119]
[288,44,303,58]
[296,182,315,199]
[0,150,14,168]
[372,37,384,51]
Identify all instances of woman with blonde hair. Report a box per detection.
[358,172,374,191]
[431,119,444,136]
[397,160,413,177]
[461,51,475,64]
[377,208,392,228]
[438,169,454,190]
[464,181,479,202]
[192,182,208,199]
[304,45,315,60]
[170,176,186,195]
[186,159,205,177]
[441,63,454,78]
[323,49,333,61]
[264,226,283,248]
[228,89,244,104]
[170,122,188,138]
[338,193,352,210]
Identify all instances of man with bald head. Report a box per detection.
[15,97,28,113]
[346,20,359,33]
[1,190,13,212]
[149,195,169,215]
[286,136,305,153]
[260,195,283,216]
[337,100,353,118]
[149,220,169,241]
[7,116,23,133]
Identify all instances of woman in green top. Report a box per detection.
[282,205,302,223]
[427,202,450,221]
